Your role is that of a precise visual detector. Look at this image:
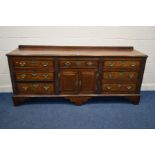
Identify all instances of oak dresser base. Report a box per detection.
[7,45,147,106]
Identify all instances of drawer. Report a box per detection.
[103,60,140,70]
[13,58,53,68]
[102,84,137,92]
[15,72,54,81]
[14,67,54,72]
[17,83,54,94]
[103,72,138,82]
[60,60,98,68]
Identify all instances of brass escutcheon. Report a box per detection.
[42,61,48,67]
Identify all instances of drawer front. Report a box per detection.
[103,60,140,70]
[103,72,138,82]
[13,58,53,68]
[15,72,54,81]
[14,67,54,72]
[102,84,137,93]
[60,60,98,68]
[17,83,54,94]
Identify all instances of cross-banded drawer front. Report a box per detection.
[103,60,140,70]
[15,72,54,81]
[104,60,140,67]
[102,84,136,93]
[103,72,138,82]
[13,58,53,68]
[60,60,98,68]
[17,83,54,94]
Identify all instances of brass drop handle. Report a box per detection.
[109,61,114,66]
[19,61,26,67]
[43,74,49,79]
[42,61,49,67]
[107,86,112,90]
[44,85,50,91]
[21,74,26,79]
[129,73,134,79]
[65,61,71,67]
[22,86,28,91]
[131,63,136,67]
[32,73,37,77]
[33,84,39,88]
[127,86,132,90]
[86,61,93,66]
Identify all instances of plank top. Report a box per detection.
[6,45,147,57]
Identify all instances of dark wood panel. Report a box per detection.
[79,69,97,94]
[59,69,79,94]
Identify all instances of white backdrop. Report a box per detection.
[0,26,155,92]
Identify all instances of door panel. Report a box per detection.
[80,69,97,94]
[60,70,79,94]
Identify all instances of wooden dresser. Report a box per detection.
[7,45,147,105]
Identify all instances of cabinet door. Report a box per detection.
[60,70,79,94]
[79,69,97,94]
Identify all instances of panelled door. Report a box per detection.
[59,69,98,94]
[59,69,79,94]
[79,69,97,94]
